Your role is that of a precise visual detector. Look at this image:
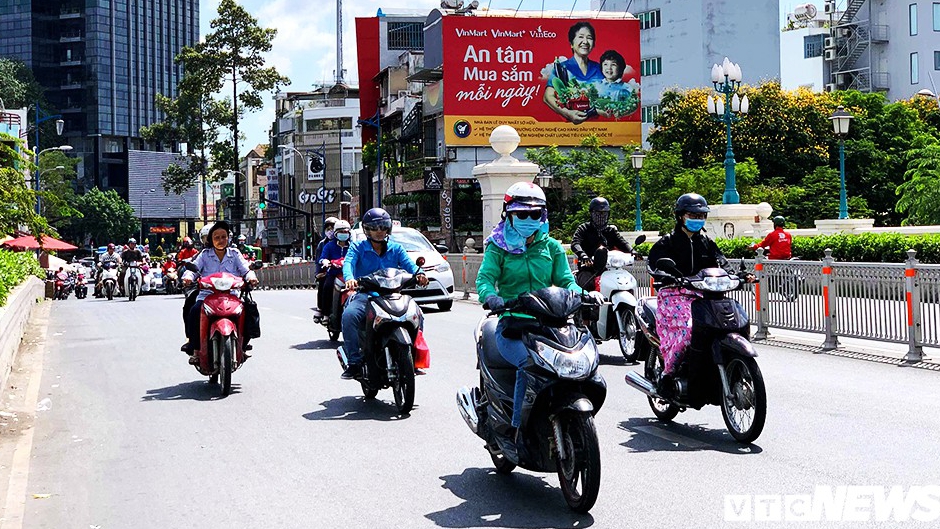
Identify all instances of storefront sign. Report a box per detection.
[298,187,336,205]
[442,16,641,146]
[149,226,176,234]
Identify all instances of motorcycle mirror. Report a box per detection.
[434,244,449,254]
[634,234,647,245]
[739,258,746,271]
[656,257,682,277]
[250,261,264,270]
[415,256,426,267]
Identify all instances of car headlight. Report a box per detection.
[534,340,597,379]
[435,262,450,273]
[691,275,741,292]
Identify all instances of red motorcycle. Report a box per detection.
[182,261,263,396]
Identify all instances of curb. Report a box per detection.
[0,277,45,396]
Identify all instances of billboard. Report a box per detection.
[442,16,641,147]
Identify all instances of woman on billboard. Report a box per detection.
[542,21,602,125]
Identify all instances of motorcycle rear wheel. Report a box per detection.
[556,413,601,513]
[720,356,766,443]
[106,284,113,301]
[390,344,415,414]
[645,347,680,422]
[617,307,639,362]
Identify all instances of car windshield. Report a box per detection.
[353,228,434,252]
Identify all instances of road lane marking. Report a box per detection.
[634,425,712,449]
[1,305,50,529]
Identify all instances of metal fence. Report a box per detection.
[255,248,940,362]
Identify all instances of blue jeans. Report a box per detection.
[342,293,369,365]
[496,317,529,428]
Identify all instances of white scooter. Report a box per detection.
[588,236,646,362]
[100,262,119,300]
[124,261,142,301]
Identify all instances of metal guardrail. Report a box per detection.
[255,248,939,362]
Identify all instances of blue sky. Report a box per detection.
[199,0,823,154]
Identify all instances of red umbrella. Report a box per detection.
[1,235,78,251]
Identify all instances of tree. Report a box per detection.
[37,149,81,225]
[70,188,139,246]
[0,134,53,237]
[896,133,940,225]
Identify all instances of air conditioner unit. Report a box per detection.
[824,37,835,49]
[825,83,837,92]
[824,49,836,61]
[824,3,835,14]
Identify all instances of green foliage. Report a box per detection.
[37,149,81,225]
[0,135,54,238]
[896,133,940,225]
[68,188,140,245]
[0,59,63,152]
[0,249,44,307]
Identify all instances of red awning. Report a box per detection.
[1,235,78,251]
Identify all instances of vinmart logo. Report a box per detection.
[529,26,557,38]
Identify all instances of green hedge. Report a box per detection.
[0,249,44,307]
[634,233,940,264]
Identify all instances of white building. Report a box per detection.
[780,5,829,91]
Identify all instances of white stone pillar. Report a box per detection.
[472,125,540,237]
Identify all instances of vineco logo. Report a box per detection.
[453,120,472,138]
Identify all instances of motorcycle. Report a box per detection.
[164,266,179,295]
[54,276,73,300]
[586,235,647,362]
[335,263,429,414]
[124,261,142,301]
[74,273,88,299]
[456,287,606,513]
[769,257,804,302]
[181,260,264,397]
[625,258,767,444]
[101,262,119,301]
[140,263,153,295]
[317,258,346,342]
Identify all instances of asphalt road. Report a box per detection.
[5,290,940,528]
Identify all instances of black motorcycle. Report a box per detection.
[626,259,767,443]
[335,266,426,414]
[456,287,606,513]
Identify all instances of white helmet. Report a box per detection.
[504,181,547,213]
[199,224,212,245]
[333,219,351,231]
[325,216,339,228]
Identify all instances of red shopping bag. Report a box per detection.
[414,330,430,369]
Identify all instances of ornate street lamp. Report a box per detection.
[630,148,646,231]
[829,105,854,220]
[706,57,749,204]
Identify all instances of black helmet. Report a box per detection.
[773,215,786,227]
[589,197,610,212]
[206,220,231,243]
[361,207,393,238]
[674,193,710,215]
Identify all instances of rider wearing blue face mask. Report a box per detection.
[648,193,744,396]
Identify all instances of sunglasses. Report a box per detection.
[511,210,543,221]
[365,225,390,232]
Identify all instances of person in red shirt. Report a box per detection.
[176,237,198,261]
[751,216,792,259]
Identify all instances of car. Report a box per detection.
[350,226,456,311]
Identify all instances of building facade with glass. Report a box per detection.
[0,0,199,198]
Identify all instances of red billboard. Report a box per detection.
[442,16,641,147]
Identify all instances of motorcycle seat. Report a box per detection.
[639,297,658,335]
[477,318,516,370]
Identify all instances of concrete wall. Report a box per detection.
[0,277,44,397]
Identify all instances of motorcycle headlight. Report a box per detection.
[211,276,235,291]
[607,253,633,269]
[534,340,597,380]
[691,275,740,292]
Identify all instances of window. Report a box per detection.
[911,52,920,84]
[641,105,660,124]
[935,3,940,31]
[387,21,423,50]
[804,34,825,58]
[935,50,940,70]
[640,57,662,76]
[638,9,661,30]
[910,4,918,36]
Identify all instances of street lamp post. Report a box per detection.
[829,105,854,220]
[35,145,73,213]
[706,58,749,205]
[630,149,646,231]
[357,110,382,208]
[31,102,65,201]
[139,188,155,242]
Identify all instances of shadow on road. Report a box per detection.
[599,354,638,367]
[425,467,593,528]
[617,417,763,454]
[291,339,338,351]
[141,380,241,401]
[302,396,412,421]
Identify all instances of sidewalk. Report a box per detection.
[452,295,940,371]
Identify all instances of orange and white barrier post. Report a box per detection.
[904,249,924,363]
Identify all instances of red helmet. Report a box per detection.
[107,243,115,250]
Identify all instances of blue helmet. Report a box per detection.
[361,208,392,242]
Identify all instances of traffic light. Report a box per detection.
[258,186,266,210]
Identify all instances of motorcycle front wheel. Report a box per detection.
[555,413,601,513]
[216,335,234,397]
[390,343,415,414]
[645,347,680,422]
[105,284,113,301]
[617,307,639,362]
[720,356,767,443]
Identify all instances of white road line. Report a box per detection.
[1,304,50,529]
[634,425,712,449]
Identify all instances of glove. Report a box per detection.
[484,295,505,312]
[587,291,605,304]
[319,259,330,268]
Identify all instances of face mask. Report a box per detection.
[684,218,706,232]
[325,230,334,239]
[336,232,350,242]
[591,211,609,228]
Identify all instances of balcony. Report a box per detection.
[60,81,83,90]
[59,9,82,20]
[59,60,83,67]
[60,35,83,43]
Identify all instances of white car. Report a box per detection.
[351,226,456,311]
